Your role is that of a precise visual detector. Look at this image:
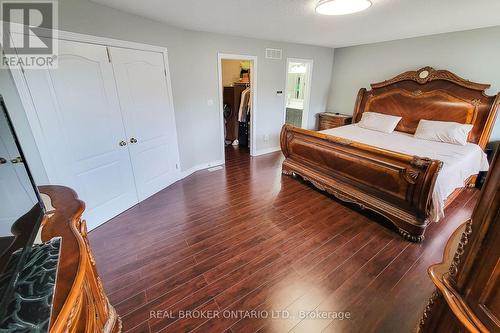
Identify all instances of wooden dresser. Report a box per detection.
[418,151,499,332]
[39,186,121,333]
[318,112,352,130]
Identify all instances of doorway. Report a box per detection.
[284,58,313,129]
[218,54,257,161]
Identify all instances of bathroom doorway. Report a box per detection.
[284,58,313,129]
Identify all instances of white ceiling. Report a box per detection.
[91,0,500,48]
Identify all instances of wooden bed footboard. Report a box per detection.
[280,124,443,242]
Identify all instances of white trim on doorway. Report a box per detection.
[217,53,258,158]
[283,58,313,129]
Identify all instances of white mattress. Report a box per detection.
[320,124,489,222]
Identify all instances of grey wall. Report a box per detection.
[50,0,333,172]
[327,26,500,141]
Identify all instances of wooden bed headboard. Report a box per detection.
[352,67,500,149]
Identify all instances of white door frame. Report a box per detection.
[217,53,258,158]
[7,26,182,184]
[283,58,313,129]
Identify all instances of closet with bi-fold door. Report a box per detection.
[14,38,180,229]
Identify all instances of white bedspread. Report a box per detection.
[320,124,489,222]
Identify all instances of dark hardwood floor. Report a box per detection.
[89,146,479,333]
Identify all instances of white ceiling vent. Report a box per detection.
[265,48,282,60]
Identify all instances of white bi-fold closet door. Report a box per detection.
[109,47,179,201]
[19,39,180,229]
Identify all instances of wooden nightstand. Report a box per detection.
[318,113,352,130]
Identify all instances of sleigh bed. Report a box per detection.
[280,67,499,242]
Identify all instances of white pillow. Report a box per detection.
[414,120,473,146]
[357,112,402,133]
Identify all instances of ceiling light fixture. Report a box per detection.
[316,0,372,15]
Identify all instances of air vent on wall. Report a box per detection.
[265,48,282,60]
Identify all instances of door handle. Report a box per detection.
[119,140,127,147]
[130,138,138,144]
[0,157,6,164]
[10,156,23,164]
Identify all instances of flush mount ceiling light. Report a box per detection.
[316,0,372,15]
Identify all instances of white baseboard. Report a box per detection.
[178,147,280,179]
[180,160,225,179]
[253,146,281,156]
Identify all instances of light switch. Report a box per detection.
[207,99,214,106]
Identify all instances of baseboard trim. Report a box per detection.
[253,146,281,156]
[180,160,225,179]
[178,148,281,178]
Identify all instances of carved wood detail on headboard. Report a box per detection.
[370,66,491,91]
[352,67,500,149]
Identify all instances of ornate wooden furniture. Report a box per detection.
[280,67,500,241]
[318,112,352,130]
[418,150,500,332]
[39,185,121,333]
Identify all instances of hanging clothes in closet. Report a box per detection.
[238,87,251,122]
[238,87,251,147]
